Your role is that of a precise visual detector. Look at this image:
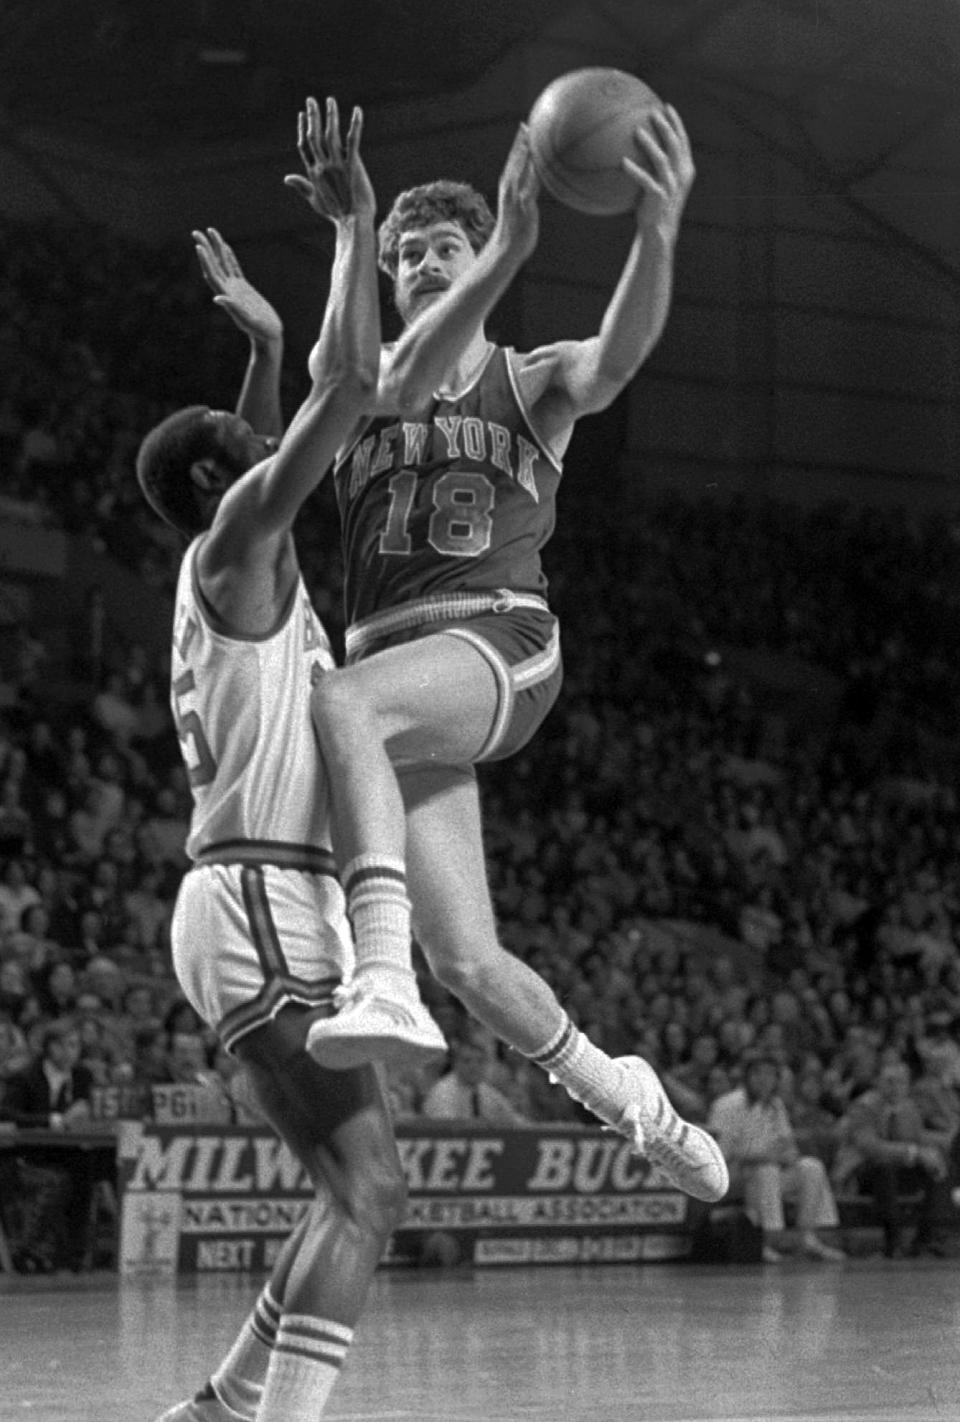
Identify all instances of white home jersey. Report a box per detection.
[171,538,336,863]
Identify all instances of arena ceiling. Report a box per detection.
[3,0,959,269]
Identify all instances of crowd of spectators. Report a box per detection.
[1,213,960,1264]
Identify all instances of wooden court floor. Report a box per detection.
[1,1258,958,1421]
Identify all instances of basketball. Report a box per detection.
[527,68,661,216]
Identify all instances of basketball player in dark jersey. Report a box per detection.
[292,103,728,1203]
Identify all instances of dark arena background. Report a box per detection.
[1,3,960,1421]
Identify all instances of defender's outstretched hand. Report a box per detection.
[492,124,540,265]
[192,227,283,347]
[284,97,376,223]
[623,104,695,238]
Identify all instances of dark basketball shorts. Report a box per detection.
[344,590,563,763]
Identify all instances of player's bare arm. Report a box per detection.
[199,98,380,634]
[193,226,286,441]
[518,104,695,454]
[376,124,541,413]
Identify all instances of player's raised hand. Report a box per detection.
[192,227,283,347]
[623,103,695,237]
[284,97,376,223]
[492,124,540,264]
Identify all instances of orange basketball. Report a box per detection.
[527,68,661,216]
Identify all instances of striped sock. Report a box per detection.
[343,853,411,979]
[256,1314,353,1421]
[528,1016,623,1126]
[211,1283,281,1419]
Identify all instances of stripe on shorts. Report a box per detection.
[218,976,338,1052]
[241,866,287,979]
[443,617,560,760]
[512,619,561,690]
[216,867,340,1052]
[441,626,514,760]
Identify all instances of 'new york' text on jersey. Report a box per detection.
[334,345,562,627]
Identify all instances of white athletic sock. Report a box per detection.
[529,1017,624,1125]
[256,1314,353,1421]
[343,853,412,979]
[211,1283,281,1418]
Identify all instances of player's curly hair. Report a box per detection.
[136,406,218,538]
[377,180,495,278]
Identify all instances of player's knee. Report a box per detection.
[311,673,378,748]
[419,937,495,1001]
[341,1151,407,1239]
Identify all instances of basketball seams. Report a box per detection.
[528,66,659,216]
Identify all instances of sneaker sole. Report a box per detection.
[307,1017,447,1071]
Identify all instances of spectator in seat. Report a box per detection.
[122,864,170,950]
[671,1032,722,1105]
[915,1009,960,1093]
[131,1026,171,1093]
[0,778,34,858]
[113,983,161,1050]
[34,960,78,1021]
[32,788,73,866]
[167,1029,211,1084]
[831,1056,953,1258]
[1,1018,100,1270]
[0,958,30,1026]
[137,786,188,871]
[0,858,40,936]
[67,783,111,863]
[707,1050,846,1263]
[0,1011,31,1090]
[3,902,62,975]
[91,672,141,744]
[23,719,64,793]
[789,1061,841,1167]
[422,1032,528,1126]
[2,1019,93,1129]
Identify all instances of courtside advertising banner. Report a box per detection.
[117,1122,691,1274]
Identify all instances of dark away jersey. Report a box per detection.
[333,345,562,627]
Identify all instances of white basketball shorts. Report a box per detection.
[172,860,354,1054]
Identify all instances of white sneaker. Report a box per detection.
[613,1056,729,1203]
[155,1386,241,1422]
[307,976,447,1069]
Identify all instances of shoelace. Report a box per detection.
[649,1133,699,1170]
[615,1103,647,1154]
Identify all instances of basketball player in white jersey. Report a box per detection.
[141,100,406,1422]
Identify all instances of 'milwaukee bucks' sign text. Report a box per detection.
[118,1123,690,1274]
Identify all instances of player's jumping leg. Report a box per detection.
[307,633,503,1069]
[402,763,729,1203]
